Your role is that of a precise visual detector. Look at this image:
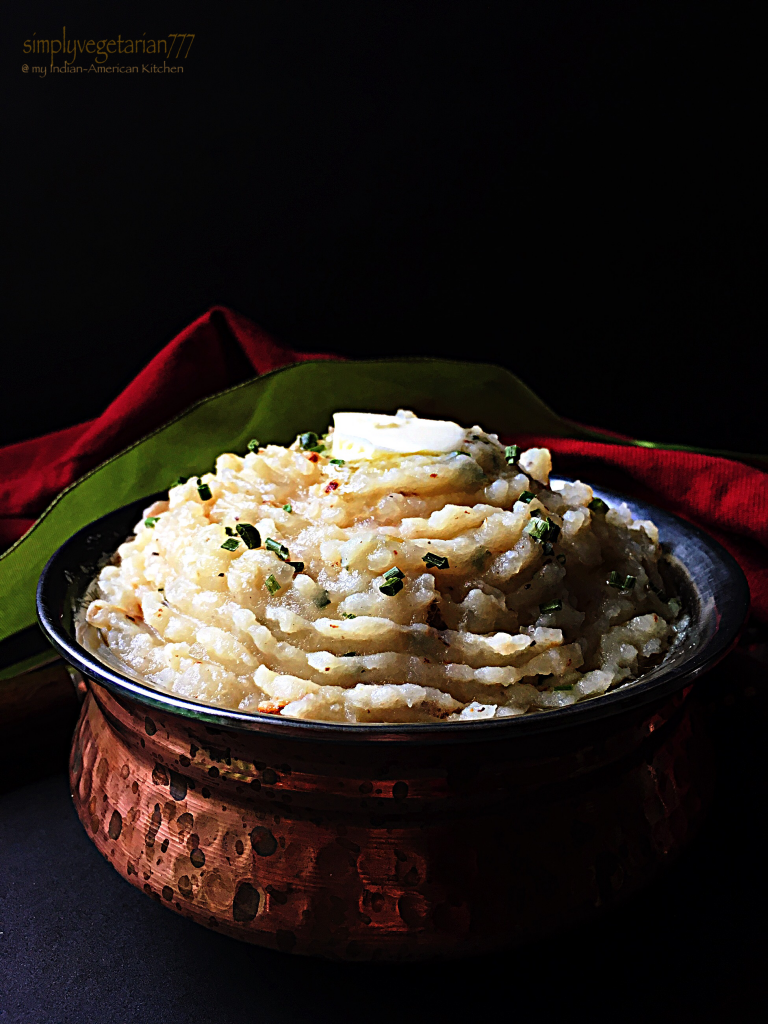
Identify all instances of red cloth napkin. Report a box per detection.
[2,307,766,622]
[0,307,340,550]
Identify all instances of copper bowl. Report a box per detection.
[37,483,748,960]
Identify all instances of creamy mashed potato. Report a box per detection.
[84,411,682,723]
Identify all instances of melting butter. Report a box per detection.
[331,410,467,460]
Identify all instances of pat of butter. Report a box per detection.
[331,410,466,460]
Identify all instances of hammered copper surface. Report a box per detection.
[69,679,710,960]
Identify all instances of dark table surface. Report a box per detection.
[1,650,766,1024]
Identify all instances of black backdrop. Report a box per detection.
[4,2,763,450]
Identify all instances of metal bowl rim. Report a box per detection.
[36,480,749,745]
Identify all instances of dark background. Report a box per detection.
[3,1,763,452]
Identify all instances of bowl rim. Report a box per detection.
[36,480,749,745]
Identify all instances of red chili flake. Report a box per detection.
[330,624,338,628]
[430,474,438,478]
[325,481,339,493]
[258,700,289,715]
[308,453,319,463]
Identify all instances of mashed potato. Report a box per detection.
[84,412,682,723]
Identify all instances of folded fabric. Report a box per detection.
[1,307,766,627]
[0,307,340,551]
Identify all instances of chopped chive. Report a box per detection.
[518,490,535,504]
[314,590,331,608]
[329,458,345,466]
[423,552,450,570]
[144,517,159,528]
[607,570,624,588]
[341,613,357,619]
[225,526,235,536]
[540,599,562,613]
[623,574,636,590]
[547,522,561,543]
[170,476,188,488]
[265,574,281,594]
[472,548,490,570]
[221,537,240,551]
[588,497,609,514]
[379,577,404,596]
[383,566,404,581]
[556,553,567,565]
[287,561,304,573]
[235,523,261,549]
[530,508,544,519]
[341,652,358,658]
[299,432,319,450]
[246,438,260,452]
[524,518,551,542]
[265,538,290,561]
[197,482,212,502]
[505,445,521,463]
[553,684,574,691]
[283,504,293,513]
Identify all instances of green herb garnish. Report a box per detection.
[197,482,212,502]
[235,523,261,549]
[588,497,609,514]
[553,684,574,691]
[383,567,404,581]
[283,504,293,513]
[525,518,551,542]
[608,571,636,590]
[341,652,358,658]
[144,517,159,528]
[246,438,260,451]
[265,574,281,594]
[540,599,562,613]
[505,445,521,463]
[472,548,490,570]
[341,613,357,619]
[221,537,240,551]
[518,490,535,504]
[423,552,449,570]
[265,538,290,561]
[329,458,345,466]
[170,476,188,488]
[287,561,304,573]
[379,577,404,596]
[225,526,235,536]
[299,432,319,450]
